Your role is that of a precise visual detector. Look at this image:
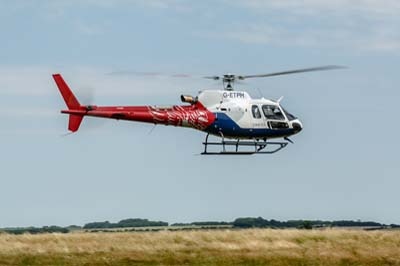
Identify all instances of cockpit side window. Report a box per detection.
[251,105,262,119]
[262,105,285,120]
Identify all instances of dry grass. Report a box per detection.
[0,229,399,266]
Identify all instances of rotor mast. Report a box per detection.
[222,74,242,91]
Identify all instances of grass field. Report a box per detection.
[0,229,399,266]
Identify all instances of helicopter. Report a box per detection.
[53,65,343,155]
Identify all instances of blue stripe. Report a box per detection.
[205,113,294,138]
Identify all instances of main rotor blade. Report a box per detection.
[106,71,198,78]
[241,65,346,79]
[204,76,220,80]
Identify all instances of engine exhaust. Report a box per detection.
[180,95,197,104]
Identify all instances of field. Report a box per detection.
[0,229,400,266]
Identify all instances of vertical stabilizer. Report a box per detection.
[53,74,84,132]
[68,114,84,132]
[53,74,81,110]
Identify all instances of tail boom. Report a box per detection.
[61,103,215,130]
[53,74,215,132]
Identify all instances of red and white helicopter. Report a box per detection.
[54,66,342,154]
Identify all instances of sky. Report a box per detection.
[0,0,399,227]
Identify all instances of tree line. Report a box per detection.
[1,217,397,234]
[83,218,168,229]
[1,226,69,235]
[231,217,384,229]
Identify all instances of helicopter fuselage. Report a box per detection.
[59,84,302,140]
[197,90,302,139]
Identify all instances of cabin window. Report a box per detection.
[251,105,262,119]
[262,105,285,120]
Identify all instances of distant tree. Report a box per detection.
[3,226,69,234]
[171,223,191,227]
[233,217,272,228]
[331,220,382,227]
[233,217,257,228]
[83,221,112,229]
[66,225,82,231]
[190,221,231,226]
[299,221,312,230]
[117,218,168,228]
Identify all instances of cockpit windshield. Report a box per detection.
[281,106,297,121]
[262,105,285,121]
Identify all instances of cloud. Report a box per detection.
[0,108,56,119]
[232,0,400,17]
[218,0,400,52]
[0,0,191,13]
[216,24,400,52]
[74,21,105,36]
[0,65,207,97]
[0,65,208,134]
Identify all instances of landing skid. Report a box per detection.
[201,133,289,155]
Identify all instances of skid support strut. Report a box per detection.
[201,133,289,155]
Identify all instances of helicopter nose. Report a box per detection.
[292,121,302,133]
